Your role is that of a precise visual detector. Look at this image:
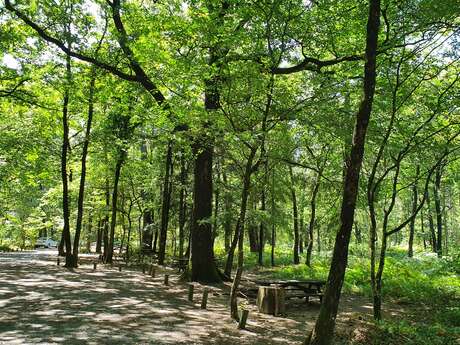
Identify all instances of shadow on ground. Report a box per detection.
[0,251,375,344]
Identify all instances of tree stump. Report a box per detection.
[256,285,285,316]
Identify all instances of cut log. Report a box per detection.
[256,285,285,316]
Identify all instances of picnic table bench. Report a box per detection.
[171,257,189,272]
[255,279,326,303]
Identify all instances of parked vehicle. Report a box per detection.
[35,237,58,248]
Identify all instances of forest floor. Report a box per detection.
[0,250,409,344]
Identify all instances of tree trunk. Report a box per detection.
[408,165,419,257]
[307,1,380,343]
[96,219,102,254]
[102,179,110,260]
[191,140,220,282]
[223,171,232,252]
[105,151,125,264]
[306,172,321,266]
[271,169,276,267]
[433,166,443,257]
[158,141,173,265]
[426,190,437,252]
[178,155,187,259]
[61,42,74,268]
[289,166,300,265]
[72,71,96,264]
[230,147,257,320]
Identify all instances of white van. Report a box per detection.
[35,237,58,248]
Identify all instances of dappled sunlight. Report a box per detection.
[0,250,380,344]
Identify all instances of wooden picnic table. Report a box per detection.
[172,257,189,272]
[255,279,326,302]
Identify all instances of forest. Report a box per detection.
[0,0,459,344]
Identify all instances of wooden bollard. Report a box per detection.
[151,267,156,278]
[57,258,60,266]
[188,284,194,302]
[201,289,209,309]
[142,265,146,274]
[164,274,169,285]
[93,262,97,270]
[119,265,122,272]
[238,309,249,329]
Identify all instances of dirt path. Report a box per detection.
[0,250,376,344]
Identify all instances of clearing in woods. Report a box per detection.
[0,250,387,345]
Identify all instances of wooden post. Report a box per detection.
[93,262,97,270]
[142,265,146,274]
[188,284,194,302]
[164,274,169,285]
[119,265,122,272]
[57,258,60,266]
[201,288,209,309]
[256,286,285,316]
[151,267,156,278]
[238,309,249,329]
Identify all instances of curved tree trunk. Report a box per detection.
[230,147,257,320]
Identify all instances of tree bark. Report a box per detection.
[307,1,381,343]
[96,219,102,254]
[191,140,220,282]
[230,147,257,320]
[408,165,419,257]
[433,166,443,257]
[72,71,96,264]
[426,190,437,252]
[105,151,126,264]
[61,39,74,268]
[158,141,173,265]
[306,172,321,266]
[178,154,187,259]
[289,166,300,265]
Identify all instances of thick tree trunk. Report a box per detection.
[408,165,419,257]
[191,140,220,282]
[72,72,96,264]
[289,167,300,265]
[307,1,380,343]
[158,141,173,265]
